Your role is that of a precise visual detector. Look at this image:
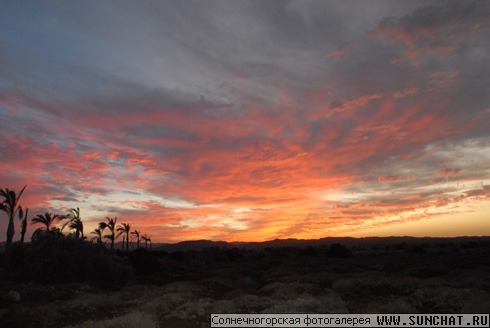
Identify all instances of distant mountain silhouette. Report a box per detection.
[151,236,490,252]
[155,239,230,252]
[2,236,489,252]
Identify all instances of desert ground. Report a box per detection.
[1,238,489,328]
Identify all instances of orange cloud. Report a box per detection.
[325,47,347,59]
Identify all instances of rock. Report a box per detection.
[9,290,20,302]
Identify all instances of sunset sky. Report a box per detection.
[1,1,489,243]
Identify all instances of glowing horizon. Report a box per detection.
[1,1,489,243]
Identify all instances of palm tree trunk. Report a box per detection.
[6,217,15,252]
[19,208,28,247]
[20,218,27,246]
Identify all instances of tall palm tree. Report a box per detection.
[131,230,141,249]
[0,185,27,251]
[100,217,117,250]
[20,208,28,246]
[31,212,64,233]
[66,207,84,238]
[141,234,151,250]
[98,221,106,238]
[67,219,84,239]
[116,223,131,252]
[90,228,103,243]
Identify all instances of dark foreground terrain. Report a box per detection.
[1,237,489,327]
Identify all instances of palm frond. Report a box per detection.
[18,185,27,200]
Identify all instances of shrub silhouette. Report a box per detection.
[92,251,133,289]
[301,246,318,256]
[10,231,132,289]
[461,241,479,249]
[409,245,426,253]
[169,250,186,261]
[208,247,245,262]
[326,243,353,258]
[129,247,160,275]
[224,247,244,262]
[5,241,25,281]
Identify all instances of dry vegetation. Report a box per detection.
[1,239,490,328]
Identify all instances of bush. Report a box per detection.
[8,232,133,289]
[408,245,426,253]
[92,252,133,289]
[301,246,318,256]
[326,243,352,258]
[461,241,479,249]
[129,248,160,275]
[3,242,26,281]
[169,250,186,262]
[219,247,244,262]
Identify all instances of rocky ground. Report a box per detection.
[1,243,489,328]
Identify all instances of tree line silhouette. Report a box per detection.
[0,185,152,252]
[1,186,160,288]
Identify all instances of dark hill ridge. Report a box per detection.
[153,239,229,252]
[152,236,490,252]
[2,236,489,252]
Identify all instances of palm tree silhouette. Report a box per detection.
[31,212,64,233]
[0,185,27,251]
[131,229,141,249]
[65,207,84,239]
[90,228,103,243]
[117,223,131,252]
[100,217,117,249]
[141,234,151,250]
[20,208,29,246]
